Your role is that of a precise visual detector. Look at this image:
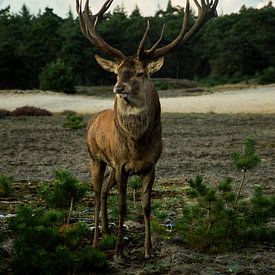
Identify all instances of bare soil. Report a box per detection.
[1,113,275,274]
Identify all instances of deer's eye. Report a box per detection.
[137,72,144,78]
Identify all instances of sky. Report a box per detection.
[0,0,273,18]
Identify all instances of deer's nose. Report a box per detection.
[114,84,126,94]
[114,83,127,95]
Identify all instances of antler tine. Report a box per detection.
[137,21,150,59]
[144,23,166,56]
[193,0,201,11]
[140,0,218,60]
[144,0,190,59]
[77,0,89,37]
[76,0,126,61]
[97,0,113,18]
[177,0,218,43]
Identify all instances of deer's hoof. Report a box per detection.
[145,254,150,259]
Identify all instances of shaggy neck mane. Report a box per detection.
[115,81,159,140]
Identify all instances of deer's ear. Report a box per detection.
[95,55,118,73]
[146,57,164,75]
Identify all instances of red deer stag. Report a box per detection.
[76,0,218,258]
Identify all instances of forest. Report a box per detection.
[0,1,275,91]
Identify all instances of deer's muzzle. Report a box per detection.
[113,83,131,98]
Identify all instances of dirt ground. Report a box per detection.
[1,113,275,274]
[0,113,274,192]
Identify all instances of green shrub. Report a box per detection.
[154,80,169,90]
[107,195,120,220]
[40,169,88,223]
[39,59,75,94]
[232,138,261,172]
[0,174,12,197]
[100,234,117,251]
[151,219,168,238]
[175,139,273,253]
[9,206,109,274]
[63,113,86,129]
[40,169,88,209]
[11,106,52,116]
[258,66,275,84]
[128,175,142,207]
[175,176,275,253]
[232,138,261,207]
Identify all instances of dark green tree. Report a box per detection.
[39,58,75,93]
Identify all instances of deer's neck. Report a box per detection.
[114,82,160,140]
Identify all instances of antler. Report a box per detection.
[76,0,126,61]
[137,0,219,60]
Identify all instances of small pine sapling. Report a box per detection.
[63,113,86,129]
[0,174,12,197]
[128,175,142,208]
[40,169,88,223]
[9,206,109,274]
[232,138,261,207]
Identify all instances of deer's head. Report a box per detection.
[76,0,218,102]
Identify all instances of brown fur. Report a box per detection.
[87,57,162,258]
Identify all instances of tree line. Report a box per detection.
[0,1,275,91]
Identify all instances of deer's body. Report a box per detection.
[88,89,162,174]
[76,0,218,258]
[87,57,162,257]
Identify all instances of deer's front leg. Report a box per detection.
[142,167,155,258]
[101,168,116,235]
[115,169,128,258]
[91,160,106,247]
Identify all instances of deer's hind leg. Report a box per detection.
[91,160,106,248]
[101,168,116,235]
[115,169,128,257]
[142,167,155,258]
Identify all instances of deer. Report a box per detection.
[76,0,218,258]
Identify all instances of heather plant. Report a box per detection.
[9,206,109,274]
[40,169,88,223]
[0,174,12,197]
[11,106,52,116]
[63,113,86,129]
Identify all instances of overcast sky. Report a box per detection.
[0,0,273,17]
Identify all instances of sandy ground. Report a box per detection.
[0,84,275,113]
